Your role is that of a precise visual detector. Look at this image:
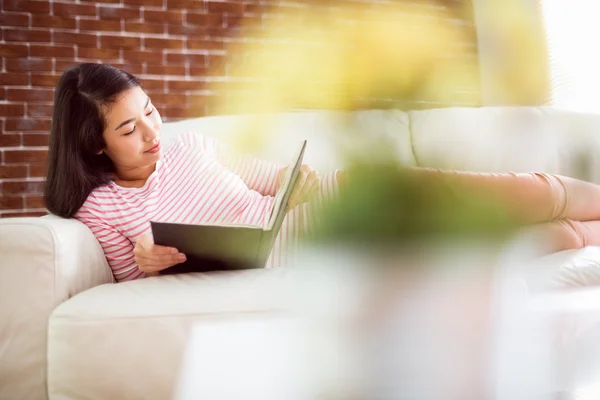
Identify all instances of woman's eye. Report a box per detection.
[124,127,135,136]
[146,107,154,116]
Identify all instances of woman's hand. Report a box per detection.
[134,232,186,275]
[278,164,321,209]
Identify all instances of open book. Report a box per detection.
[151,140,307,274]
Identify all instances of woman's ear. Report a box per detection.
[97,149,103,155]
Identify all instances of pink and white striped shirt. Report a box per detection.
[75,132,339,282]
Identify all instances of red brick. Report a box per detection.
[5,118,51,132]
[0,89,6,101]
[55,60,79,73]
[3,28,51,42]
[145,64,186,76]
[111,64,143,75]
[54,32,97,46]
[99,6,140,20]
[243,3,268,14]
[79,18,121,32]
[22,134,50,146]
[166,53,207,65]
[122,49,163,64]
[0,211,48,218]
[150,93,187,105]
[124,0,163,6]
[4,150,47,164]
[0,104,26,117]
[32,15,76,29]
[4,0,50,14]
[208,54,226,67]
[125,22,164,34]
[163,107,201,119]
[167,80,205,91]
[0,165,28,179]
[27,104,53,117]
[0,196,24,210]
[140,79,164,90]
[207,1,244,14]
[30,45,75,58]
[0,44,28,57]
[54,2,97,17]
[225,14,246,28]
[0,134,21,147]
[2,180,45,195]
[167,24,207,36]
[187,39,224,51]
[80,0,121,3]
[144,38,184,50]
[6,58,52,72]
[144,9,184,23]
[24,195,46,209]
[189,65,209,76]
[188,94,212,107]
[166,0,206,9]
[100,35,141,50]
[0,12,30,27]
[186,12,223,27]
[30,74,61,87]
[29,164,47,177]
[7,89,54,102]
[205,27,233,38]
[78,47,120,60]
[0,73,29,86]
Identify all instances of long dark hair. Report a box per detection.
[44,63,141,218]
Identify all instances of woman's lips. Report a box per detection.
[145,142,160,153]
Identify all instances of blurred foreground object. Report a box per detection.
[173,1,584,398]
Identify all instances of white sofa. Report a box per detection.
[3,106,600,399]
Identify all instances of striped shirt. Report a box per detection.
[75,132,339,282]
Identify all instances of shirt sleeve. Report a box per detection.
[180,132,284,196]
[177,131,341,200]
[316,169,340,204]
[75,198,145,283]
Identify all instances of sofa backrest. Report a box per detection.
[409,106,600,182]
[160,106,600,182]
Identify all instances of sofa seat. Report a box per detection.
[47,246,600,400]
[47,268,293,400]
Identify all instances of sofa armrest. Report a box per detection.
[0,215,113,400]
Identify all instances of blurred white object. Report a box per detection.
[173,317,309,400]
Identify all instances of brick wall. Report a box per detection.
[0,0,479,218]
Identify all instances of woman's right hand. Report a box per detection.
[134,232,186,275]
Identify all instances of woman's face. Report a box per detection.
[101,86,163,179]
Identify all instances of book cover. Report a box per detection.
[151,140,307,274]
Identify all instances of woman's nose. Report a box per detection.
[143,124,159,142]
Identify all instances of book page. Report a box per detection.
[266,140,307,231]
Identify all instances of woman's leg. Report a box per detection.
[412,168,600,224]
[539,220,600,252]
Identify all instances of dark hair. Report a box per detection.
[44,63,141,218]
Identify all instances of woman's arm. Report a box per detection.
[180,132,343,203]
[183,133,284,196]
[75,205,144,282]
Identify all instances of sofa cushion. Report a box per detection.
[47,268,294,400]
[408,106,600,182]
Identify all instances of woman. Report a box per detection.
[45,63,600,282]
[44,63,338,282]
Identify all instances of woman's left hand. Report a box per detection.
[278,164,321,209]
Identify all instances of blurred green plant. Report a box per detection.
[308,163,523,246]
